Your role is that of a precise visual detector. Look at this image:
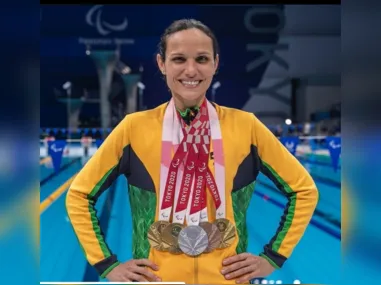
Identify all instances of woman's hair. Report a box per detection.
[157,18,220,61]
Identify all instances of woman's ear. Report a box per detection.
[214,54,219,74]
[156,53,165,75]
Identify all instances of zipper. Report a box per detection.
[194,256,199,284]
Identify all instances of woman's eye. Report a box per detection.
[197,56,209,63]
[171,56,210,63]
[172,57,185,62]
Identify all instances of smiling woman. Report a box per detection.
[156,20,219,111]
[65,18,319,284]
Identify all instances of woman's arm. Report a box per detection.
[251,114,319,269]
[65,115,131,278]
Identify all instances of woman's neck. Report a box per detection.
[173,95,205,112]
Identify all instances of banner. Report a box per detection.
[95,139,104,149]
[326,136,341,172]
[307,138,318,163]
[47,140,66,173]
[280,136,300,156]
[309,138,318,152]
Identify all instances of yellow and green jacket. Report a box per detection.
[65,102,318,284]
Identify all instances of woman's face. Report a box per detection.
[157,28,219,108]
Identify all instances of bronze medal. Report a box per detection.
[213,218,236,248]
[161,223,185,254]
[147,221,170,251]
[199,221,222,253]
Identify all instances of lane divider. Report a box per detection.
[40,173,78,214]
[40,157,81,186]
[258,180,341,228]
[40,156,51,165]
[255,182,341,240]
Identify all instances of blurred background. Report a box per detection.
[40,4,341,285]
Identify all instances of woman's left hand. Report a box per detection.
[221,253,275,283]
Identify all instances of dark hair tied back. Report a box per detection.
[158,19,220,62]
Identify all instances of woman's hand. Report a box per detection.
[221,253,275,283]
[106,259,161,282]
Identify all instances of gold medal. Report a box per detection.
[199,221,222,253]
[161,223,185,254]
[213,218,236,248]
[147,221,170,251]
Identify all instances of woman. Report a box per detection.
[66,19,318,284]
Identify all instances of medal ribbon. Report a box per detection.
[172,142,198,224]
[188,123,210,225]
[195,120,223,223]
[207,101,226,219]
[159,100,208,223]
[159,99,226,225]
[173,102,208,225]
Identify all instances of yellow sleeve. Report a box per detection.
[65,115,131,278]
[251,114,319,269]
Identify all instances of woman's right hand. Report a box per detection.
[106,259,161,282]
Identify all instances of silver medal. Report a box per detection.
[178,225,209,256]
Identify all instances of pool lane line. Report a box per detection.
[40,173,78,214]
[40,157,51,165]
[40,157,81,186]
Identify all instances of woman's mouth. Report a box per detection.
[178,80,202,88]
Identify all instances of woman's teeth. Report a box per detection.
[180,80,201,88]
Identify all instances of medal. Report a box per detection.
[178,225,209,256]
[199,221,222,253]
[161,223,185,254]
[213,218,236,248]
[147,221,170,251]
